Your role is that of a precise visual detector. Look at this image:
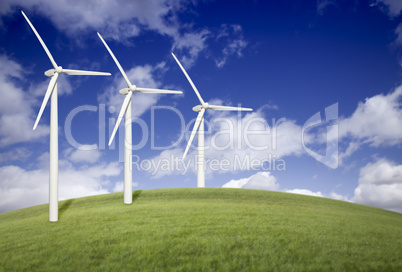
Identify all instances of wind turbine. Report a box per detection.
[22,11,111,222]
[171,53,253,188]
[97,33,182,204]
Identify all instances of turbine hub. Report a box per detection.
[55,66,63,74]
[129,85,137,92]
[202,102,209,109]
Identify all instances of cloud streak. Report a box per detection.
[328,86,402,164]
[144,105,306,179]
[373,0,402,18]
[3,0,247,68]
[353,159,402,213]
[0,151,121,213]
[0,55,50,146]
[222,171,350,202]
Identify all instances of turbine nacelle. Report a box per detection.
[192,102,210,112]
[119,87,130,95]
[119,85,137,95]
[192,105,202,112]
[44,69,55,77]
[44,66,63,77]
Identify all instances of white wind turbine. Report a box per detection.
[22,11,111,222]
[171,53,253,188]
[97,33,182,204]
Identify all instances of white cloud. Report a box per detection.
[126,64,163,89]
[65,146,102,164]
[317,0,336,15]
[0,153,121,213]
[222,171,279,191]
[200,109,305,171]
[206,106,304,157]
[221,159,390,213]
[3,1,247,69]
[395,23,402,47]
[222,172,351,202]
[112,181,138,192]
[146,87,402,181]
[328,86,402,162]
[0,54,74,147]
[0,55,49,146]
[112,181,124,193]
[172,24,248,69]
[358,159,402,185]
[172,30,210,68]
[0,148,31,163]
[143,147,186,179]
[29,75,73,97]
[374,0,402,18]
[339,87,402,145]
[0,165,48,213]
[318,0,402,18]
[338,141,360,166]
[1,0,182,39]
[214,24,248,68]
[285,189,352,202]
[239,172,279,190]
[0,0,247,68]
[329,191,350,202]
[284,188,350,202]
[353,159,402,213]
[286,188,324,197]
[173,24,248,68]
[222,176,252,189]
[145,106,306,178]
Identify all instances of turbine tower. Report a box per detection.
[171,53,252,188]
[97,33,182,204]
[22,11,111,222]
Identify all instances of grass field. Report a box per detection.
[0,188,401,271]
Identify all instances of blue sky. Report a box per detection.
[0,0,401,213]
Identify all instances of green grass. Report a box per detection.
[0,188,401,271]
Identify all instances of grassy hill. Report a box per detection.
[0,188,401,271]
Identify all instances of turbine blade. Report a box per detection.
[183,108,205,160]
[208,105,253,111]
[136,87,182,94]
[171,52,205,105]
[21,11,58,69]
[108,91,133,146]
[97,32,132,87]
[33,73,59,130]
[62,69,111,76]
